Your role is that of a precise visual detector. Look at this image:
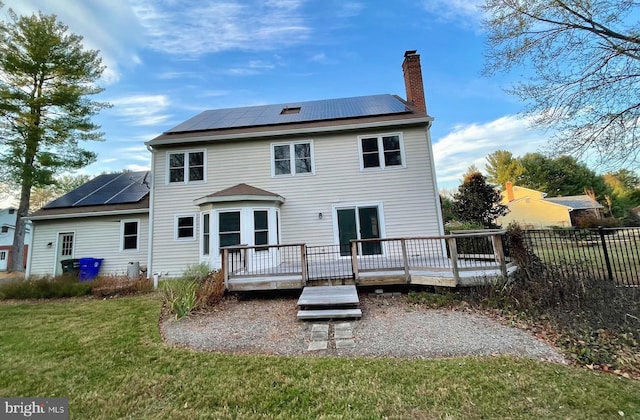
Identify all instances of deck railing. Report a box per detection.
[223,230,511,287]
[350,231,510,282]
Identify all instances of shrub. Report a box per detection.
[465,222,640,374]
[0,276,93,300]
[182,263,225,309]
[160,278,197,320]
[91,275,154,297]
[574,215,621,229]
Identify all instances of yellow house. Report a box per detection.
[497,182,603,228]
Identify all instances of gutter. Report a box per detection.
[27,208,148,221]
[146,116,434,147]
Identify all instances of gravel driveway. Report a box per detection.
[161,294,565,363]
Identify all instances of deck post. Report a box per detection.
[446,236,460,285]
[300,244,308,285]
[491,234,508,280]
[401,238,410,283]
[351,241,359,283]
[222,248,229,290]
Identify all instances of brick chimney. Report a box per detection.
[402,50,426,114]
[505,181,515,202]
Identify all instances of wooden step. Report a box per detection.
[297,285,359,309]
[297,308,362,320]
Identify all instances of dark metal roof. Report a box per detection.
[544,196,604,210]
[165,94,411,134]
[43,171,150,209]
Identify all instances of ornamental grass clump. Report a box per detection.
[160,278,197,320]
[0,275,93,300]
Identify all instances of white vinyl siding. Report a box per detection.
[150,125,440,275]
[28,214,149,277]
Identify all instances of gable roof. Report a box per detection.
[544,195,604,210]
[194,183,285,206]
[147,94,432,147]
[29,171,150,220]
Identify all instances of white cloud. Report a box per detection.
[433,115,550,188]
[336,2,365,18]
[12,0,144,84]
[130,0,311,55]
[421,0,484,29]
[108,95,171,126]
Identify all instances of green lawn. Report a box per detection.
[1,296,639,419]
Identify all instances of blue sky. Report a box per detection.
[6,0,551,189]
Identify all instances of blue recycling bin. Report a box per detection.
[78,258,104,281]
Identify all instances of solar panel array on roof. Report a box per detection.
[43,171,150,209]
[165,94,410,134]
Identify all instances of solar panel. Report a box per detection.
[43,171,149,209]
[165,94,410,133]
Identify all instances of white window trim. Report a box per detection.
[357,132,406,171]
[120,219,140,252]
[200,211,211,257]
[165,149,207,185]
[174,214,197,241]
[332,202,387,258]
[252,208,270,249]
[270,140,315,177]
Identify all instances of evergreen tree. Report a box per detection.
[453,170,508,228]
[0,8,109,271]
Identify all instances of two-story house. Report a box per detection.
[145,51,443,277]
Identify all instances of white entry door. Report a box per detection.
[0,251,7,271]
[55,232,75,275]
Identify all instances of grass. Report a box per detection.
[1,296,640,419]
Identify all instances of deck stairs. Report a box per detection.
[296,285,362,320]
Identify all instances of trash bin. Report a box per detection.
[78,257,104,281]
[60,259,80,278]
[127,261,140,279]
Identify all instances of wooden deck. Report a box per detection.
[222,232,516,291]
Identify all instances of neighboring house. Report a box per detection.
[0,207,31,271]
[26,172,150,277]
[145,50,443,277]
[497,182,604,228]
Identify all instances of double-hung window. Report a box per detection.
[254,210,269,251]
[121,220,139,251]
[168,151,205,183]
[272,142,314,176]
[175,215,196,240]
[359,134,404,170]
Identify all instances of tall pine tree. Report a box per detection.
[0,8,109,271]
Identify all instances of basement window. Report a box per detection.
[280,107,301,115]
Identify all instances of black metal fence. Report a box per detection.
[521,227,640,286]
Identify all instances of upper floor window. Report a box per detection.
[168,151,205,183]
[359,134,405,170]
[1,226,8,233]
[272,142,314,176]
[121,220,139,252]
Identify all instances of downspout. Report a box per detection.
[24,220,34,279]
[146,144,155,280]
